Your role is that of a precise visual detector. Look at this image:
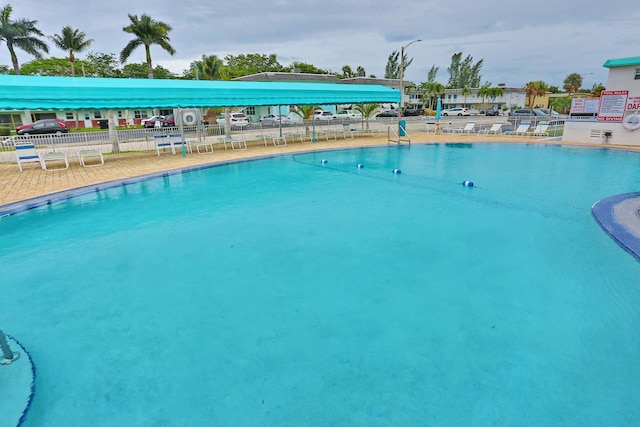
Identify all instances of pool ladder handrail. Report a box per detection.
[387,125,411,146]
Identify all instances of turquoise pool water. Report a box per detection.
[2,143,640,426]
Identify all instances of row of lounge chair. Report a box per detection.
[15,141,103,172]
[426,120,552,137]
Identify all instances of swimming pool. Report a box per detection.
[2,143,640,426]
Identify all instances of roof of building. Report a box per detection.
[234,72,340,83]
[0,75,399,110]
[603,56,640,68]
[339,77,401,90]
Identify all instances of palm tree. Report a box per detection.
[477,84,491,112]
[50,26,93,77]
[423,81,445,110]
[194,54,224,80]
[524,81,548,112]
[488,86,504,109]
[341,65,353,78]
[290,105,315,121]
[591,83,606,97]
[0,4,49,74]
[120,14,175,79]
[353,103,380,130]
[460,86,472,109]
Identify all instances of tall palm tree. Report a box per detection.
[50,26,93,77]
[120,14,175,79]
[0,4,49,74]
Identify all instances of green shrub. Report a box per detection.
[0,126,10,136]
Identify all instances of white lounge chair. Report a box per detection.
[453,121,476,134]
[529,121,550,137]
[187,137,215,154]
[15,141,42,171]
[41,151,69,171]
[424,121,437,134]
[506,121,531,136]
[341,122,359,139]
[219,135,247,150]
[78,148,104,166]
[154,133,186,155]
[478,121,503,135]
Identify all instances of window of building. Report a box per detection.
[635,69,640,80]
[0,113,23,130]
[65,112,74,120]
[245,106,256,115]
[134,110,148,119]
[117,111,123,118]
[94,111,102,119]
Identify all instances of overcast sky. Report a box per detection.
[4,0,638,89]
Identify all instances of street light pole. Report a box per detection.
[399,39,422,116]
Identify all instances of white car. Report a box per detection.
[259,114,291,126]
[441,107,470,116]
[141,115,164,128]
[216,112,249,127]
[335,110,363,120]
[313,110,335,120]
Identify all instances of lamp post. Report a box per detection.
[399,39,422,116]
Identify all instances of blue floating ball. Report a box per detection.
[392,168,402,174]
[321,159,328,164]
[357,164,364,169]
[462,180,474,187]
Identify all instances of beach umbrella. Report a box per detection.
[435,97,442,120]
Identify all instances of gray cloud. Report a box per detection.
[4,0,638,88]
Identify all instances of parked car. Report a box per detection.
[216,112,249,127]
[162,114,176,127]
[401,108,424,116]
[313,110,335,120]
[441,107,470,116]
[16,119,69,135]
[259,114,291,126]
[335,110,363,119]
[485,108,500,116]
[507,108,566,125]
[141,115,165,128]
[376,110,399,118]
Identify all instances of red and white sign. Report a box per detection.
[597,90,628,122]
[627,96,640,111]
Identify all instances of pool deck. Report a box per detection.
[1,132,639,260]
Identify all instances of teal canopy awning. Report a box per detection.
[0,75,400,110]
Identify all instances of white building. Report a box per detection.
[440,85,527,112]
[563,56,640,146]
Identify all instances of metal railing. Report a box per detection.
[0,117,420,163]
